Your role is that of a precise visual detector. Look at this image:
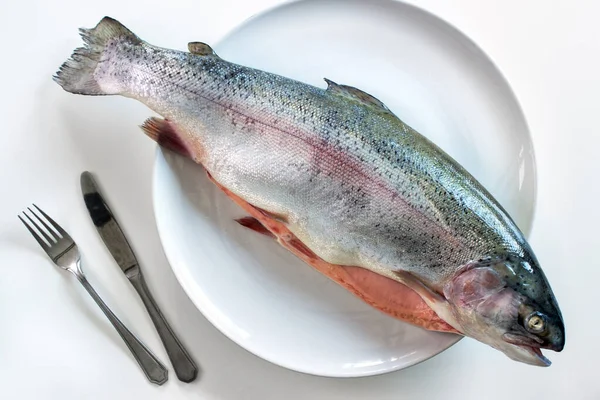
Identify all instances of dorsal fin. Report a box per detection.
[188,42,218,57]
[324,78,391,113]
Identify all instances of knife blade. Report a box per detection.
[81,173,138,276]
[81,171,198,383]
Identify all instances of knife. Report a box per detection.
[80,171,198,383]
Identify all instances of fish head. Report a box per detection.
[442,256,564,366]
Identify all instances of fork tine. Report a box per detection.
[18,214,50,249]
[23,210,57,243]
[28,206,60,242]
[32,204,69,239]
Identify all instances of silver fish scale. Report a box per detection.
[98,38,529,289]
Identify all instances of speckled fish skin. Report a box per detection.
[54,17,565,366]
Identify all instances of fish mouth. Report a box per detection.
[521,345,551,366]
[502,332,551,366]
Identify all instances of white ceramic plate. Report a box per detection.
[153,0,536,377]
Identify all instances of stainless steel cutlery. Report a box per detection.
[80,171,198,382]
[19,170,199,385]
[18,204,169,385]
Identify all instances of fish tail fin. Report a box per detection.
[53,17,140,95]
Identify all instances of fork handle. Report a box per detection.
[75,273,168,385]
[129,271,198,382]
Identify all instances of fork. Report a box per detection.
[19,204,168,385]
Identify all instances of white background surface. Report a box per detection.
[0,0,598,399]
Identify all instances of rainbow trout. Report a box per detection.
[54,17,564,366]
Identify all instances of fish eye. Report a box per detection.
[525,312,547,334]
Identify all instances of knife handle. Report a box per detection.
[74,272,168,385]
[128,270,198,382]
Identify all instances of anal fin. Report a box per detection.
[141,117,191,158]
